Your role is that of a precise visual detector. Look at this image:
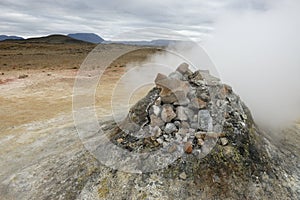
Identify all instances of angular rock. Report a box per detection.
[220,137,228,146]
[198,93,210,102]
[195,132,205,140]
[174,120,181,128]
[156,138,163,144]
[198,110,213,132]
[173,98,190,106]
[190,122,199,130]
[181,121,190,129]
[161,104,176,122]
[184,142,193,154]
[167,144,178,153]
[164,123,178,134]
[197,138,205,146]
[182,107,195,122]
[150,126,162,137]
[177,128,189,136]
[188,70,203,85]
[150,105,161,116]
[221,84,233,95]
[155,97,161,105]
[117,138,124,143]
[168,71,183,80]
[155,73,191,105]
[176,106,188,121]
[191,98,207,109]
[160,89,191,105]
[160,92,177,104]
[155,73,188,93]
[176,62,190,74]
[179,172,187,180]
[150,114,165,128]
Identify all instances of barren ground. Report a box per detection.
[0,42,160,199]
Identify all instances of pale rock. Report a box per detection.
[191,98,207,109]
[117,138,124,143]
[156,138,163,144]
[155,97,161,105]
[150,126,162,137]
[164,123,178,134]
[167,144,178,153]
[161,104,176,122]
[220,137,228,146]
[151,105,161,116]
[198,110,213,132]
[177,128,189,136]
[181,121,190,129]
[179,172,187,180]
[190,123,199,130]
[169,71,183,80]
[176,63,190,74]
[197,138,205,146]
[176,106,188,121]
[150,114,165,128]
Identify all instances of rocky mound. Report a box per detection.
[114,63,237,157]
[79,63,298,199]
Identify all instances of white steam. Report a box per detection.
[203,0,300,129]
[123,0,300,130]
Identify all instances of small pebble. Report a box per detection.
[117,138,124,143]
[184,142,193,154]
[168,144,177,153]
[156,138,163,144]
[220,137,228,146]
[179,172,187,180]
[197,138,204,146]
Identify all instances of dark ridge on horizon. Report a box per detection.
[0,35,24,41]
[68,33,104,44]
[0,34,93,44]
[0,32,190,46]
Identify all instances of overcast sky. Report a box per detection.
[0,0,273,40]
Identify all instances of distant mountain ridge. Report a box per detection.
[68,33,104,44]
[24,34,92,44]
[0,34,94,44]
[0,33,188,47]
[0,35,24,41]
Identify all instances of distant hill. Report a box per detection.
[17,34,93,44]
[0,35,24,41]
[68,33,104,44]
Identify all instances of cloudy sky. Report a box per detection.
[0,0,273,40]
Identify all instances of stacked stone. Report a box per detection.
[113,63,250,156]
[145,63,226,154]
